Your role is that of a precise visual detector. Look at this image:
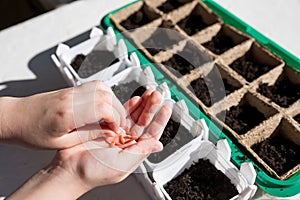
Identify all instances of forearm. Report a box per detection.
[6,162,89,200]
[0,97,21,143]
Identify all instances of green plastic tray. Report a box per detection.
[101,0,300,197]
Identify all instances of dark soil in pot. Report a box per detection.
[164,159,238,200]
[251,133,300,176]
[148,119,193,163]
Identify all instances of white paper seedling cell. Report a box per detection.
[51,27,136,86]
[134,164,165,200]
[104,66,157,90]
[143,99,209,171]
[151,139,257,200]
[104,66,174,114]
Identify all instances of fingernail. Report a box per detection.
[130,96,141,105]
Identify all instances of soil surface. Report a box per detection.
[112,81,146,104]
[157,0,187,13]
[219,102,266,135]
[70,51,119,78]
[162,54,194,77]
[148,119,193,163]
[229,54,276,82]
[203,33,235,55]
[165,159,238,200]
[191,74,241,107]
[120,9,154,30]
[162,46,205,77]
[294,114,300,124]
[142,25,179,56]
[258,75,300,108]
[191,77,211,106]
[70,54,85,72]
[251,134,300,176]
[177,14,208,36]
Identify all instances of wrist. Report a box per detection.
[7,157,90,200]
[0,97,21,142]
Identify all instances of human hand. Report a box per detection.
[7,90,172,200]
[0,80,126,149]
[55,90,171,188]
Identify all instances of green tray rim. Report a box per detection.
[100,0,300,197]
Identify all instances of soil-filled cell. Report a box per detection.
[203,34,235,55]
[164,159,238,200]
[162,42,211,77]
[190,66,242,107]
[142,21,182,56]
[217,93,277,135]
[148,119,194,163]
[178,14,208,36]
[162,54,194,77]
[229,43,281,82]
[120,5,160,30]
[177,2,219,36]
[190,77,212,107]
[70,51,119,78]
[70,54,86,72]
[203,25,248,55]
[251,130,300,176]
[258,69,300,108]
[157,0,192,13]
[112,81,146,104]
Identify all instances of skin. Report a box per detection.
[0,80,172,199]
[0,80,127,149]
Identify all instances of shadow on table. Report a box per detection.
[0,29,91,97]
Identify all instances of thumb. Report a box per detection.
[59,125,116,148]
[150,141,163,153]
[124,139,163,156]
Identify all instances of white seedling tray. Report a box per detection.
[104,66,157,90]
[104,65,173,107]
[134,99,209,200]
[144,99,209,169]
[151,139,257,200]
[51,27,139,86]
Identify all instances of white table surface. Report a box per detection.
[0,0,299,199]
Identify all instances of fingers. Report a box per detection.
[117,105,171,161]
[129,90,153,123]
[137,91,162,126]
[95,83,126,128]
[126,90,161,137]
[97,102,122,132]
[110,94,127,127]
[123,96,142,115]
[140,105,172,141]
[55,125,117,149]
[76,123,117,142]
[130,90,162,125]
[93,81,127,126]
[74,98,122,131]
[72,81,127,130]
[111,139,163,174]
[120,105,171,154]
[123,139,163,156]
